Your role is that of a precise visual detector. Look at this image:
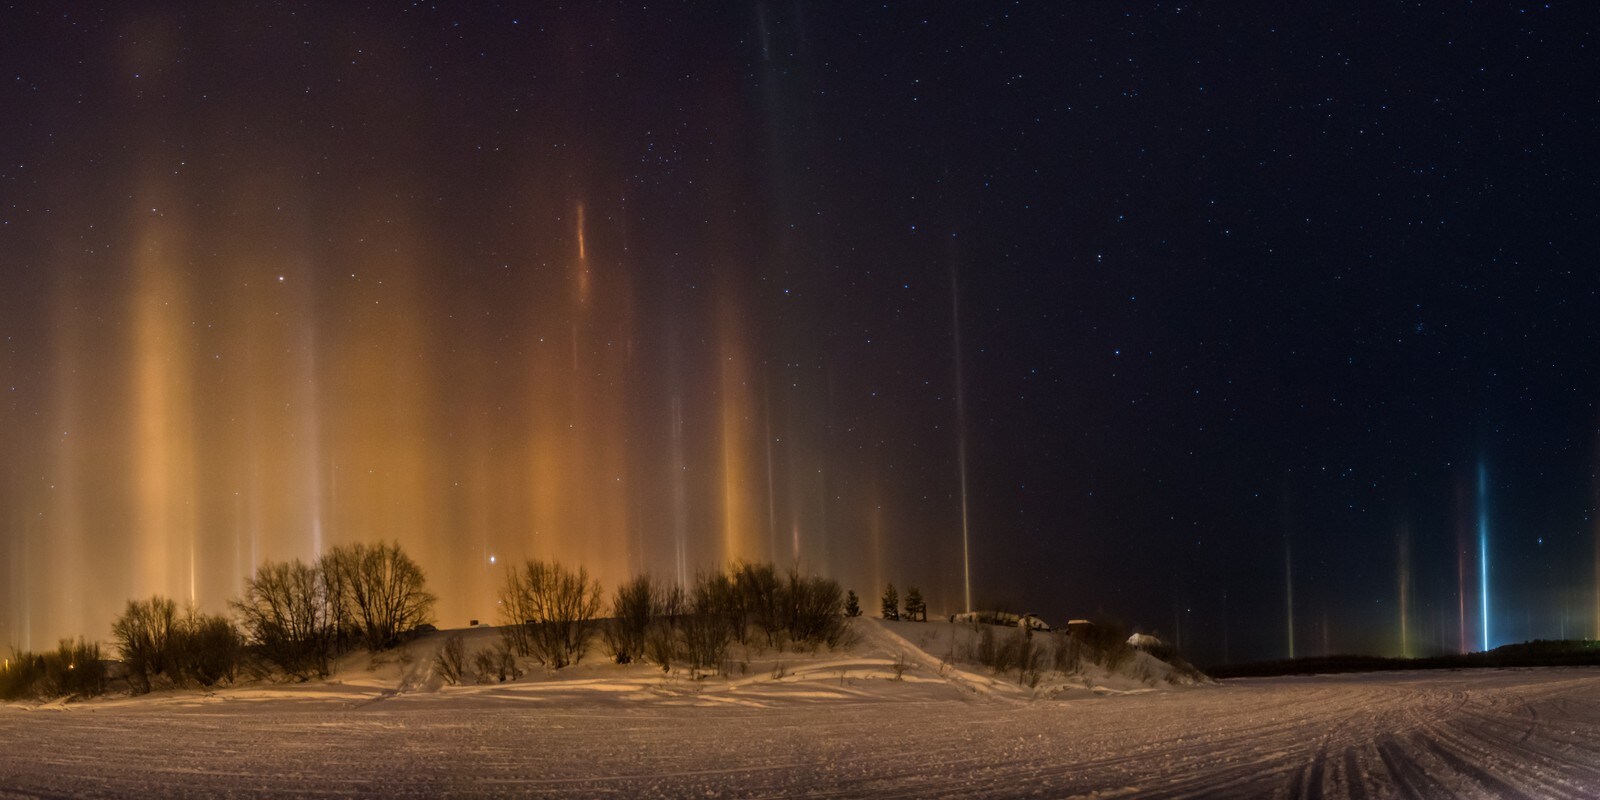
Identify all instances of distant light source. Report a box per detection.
[488,554,496,564]
[1479,461,1490,653]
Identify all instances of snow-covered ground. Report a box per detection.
[6,622,1600,797]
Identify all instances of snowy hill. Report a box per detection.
[203,617,1212,710]
[5,616,1209,713]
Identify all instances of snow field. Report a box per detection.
[6,622,1598,797]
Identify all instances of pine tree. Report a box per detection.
[844,590,862,618]
[904,587,926,622]
[881,584,899,621]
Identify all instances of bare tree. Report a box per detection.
[603,573,659,664]
[736,562,785,647]
[677,570,737,674]
[231,558,334,679]
[497,560,603,668]
[435,633,466,685]
[171,607,243,687]
[323,542,436,651]
[785,567,847,646]
[645,583,687,670]
[111,596,178,693]
[317,549,358,648]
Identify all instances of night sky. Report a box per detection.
[2,2,1597,665]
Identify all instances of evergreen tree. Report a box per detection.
[904,587,926,622]
[844,589,862,618]
[881,584,900,621]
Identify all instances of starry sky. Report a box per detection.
[1,2,1596,665]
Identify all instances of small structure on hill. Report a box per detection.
[1127,632,1164,650]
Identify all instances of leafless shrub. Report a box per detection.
[1083,620,1134,672]
[435,633,466,685]
[1165,654,1208,683]
[974,625,1000,670]
[593,563,850,674]
[47,639,107,698]
[494,639,523,681]
[891,653,911,681]
[827,619,858,650]
[641,583,686,671]
[1019,636,1045,687]
[1052,631,1083,675]
[1133,658,1155,685]
[0,651,43,700]
[658,583,686,620]
[698,570,744,644]
[472,649,501,683]
[497,560,603,668]
[1102,644,1133,671]
[499,640,524,678]
[1057,619,1136,673]
[645,622,676,672]
[970,626,1041,679]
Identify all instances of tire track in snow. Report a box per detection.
[1304,745,1327,800]
[1339,748,1368,800]
[1375,735,1451,800]
[1414,732,1531,799]
[1394,681,1585,798]
[1429,704,1600,798]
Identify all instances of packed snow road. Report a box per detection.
[5,668,1600,798]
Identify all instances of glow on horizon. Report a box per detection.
[1397,526,1410,658]
[8,197,907,650]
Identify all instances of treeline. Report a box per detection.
[1,541,434,701]
[437,561,852,684]
[1209,640,1600,679]
[3,547,859,700]
[0,639,106,700]
[875,583,928,622]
